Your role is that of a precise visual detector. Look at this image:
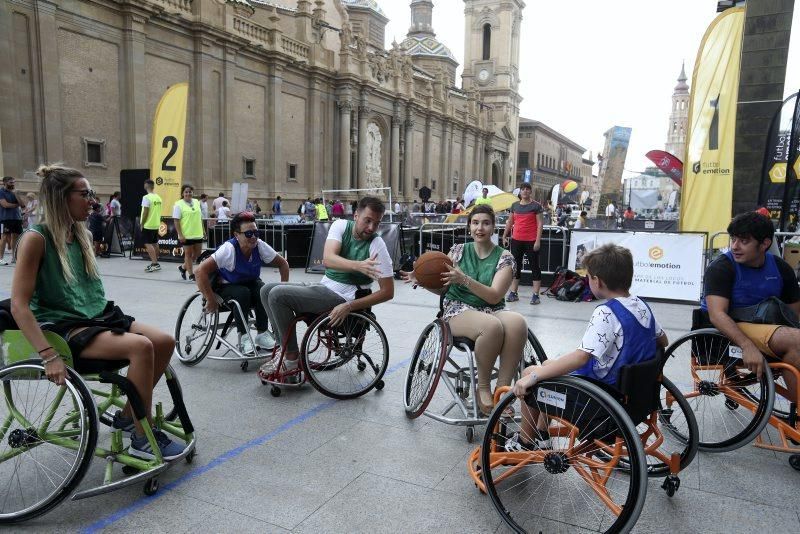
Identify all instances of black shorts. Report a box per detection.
[509,239,541,281]
[1,219,22,235]
[141,228,159,244]
[91,229,104,242]
[183,238,204,246]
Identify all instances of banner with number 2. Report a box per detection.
[150,82,188,212]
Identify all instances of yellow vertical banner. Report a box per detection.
[680,7,745,245]
[150,83,188,212]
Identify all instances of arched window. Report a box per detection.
[482,24,491,60]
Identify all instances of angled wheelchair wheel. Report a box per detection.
[175,292,218,366]
[523,328,548,367]
[481,377,647,534]
[664,329,775,452]
[0,361,98,524]
[404,319,449,419]
[301,311,389,400]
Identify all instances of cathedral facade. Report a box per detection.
[0,0,524,205]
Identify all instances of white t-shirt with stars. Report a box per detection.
[578,296,664,380]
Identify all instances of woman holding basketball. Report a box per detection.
[402,205,527,415]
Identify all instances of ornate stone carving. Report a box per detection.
[368,53,389,83]
[365,122,383,189]
[340,22,352,52]
[337,100,353,113]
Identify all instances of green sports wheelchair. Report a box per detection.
[0,310,196,524]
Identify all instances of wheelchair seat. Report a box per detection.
[452,336,475,351]
[617,351,663,425]
[73,358,129,375]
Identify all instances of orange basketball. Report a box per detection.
[413,251,453,290]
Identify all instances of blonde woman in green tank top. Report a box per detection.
[402,205,529,415]
[11,164,186,460]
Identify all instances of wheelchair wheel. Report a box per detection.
[482,378,647,534]
[175,292,218,366]
[404,319,449,419]
[0,361,98,524]
[301,311,389,400]
[641,377,699,476]
[523,329,548,367]
[664,329,775,452]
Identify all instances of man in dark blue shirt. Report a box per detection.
[702,212,800,401]
[0,176,25,265]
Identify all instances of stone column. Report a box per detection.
[357,98,370,190]
[472,131,480,181]
[337,100,352,191]
[34,0,64,162]
[122,11,148,169]
[440,121,450,190]
[307,75,323,195]
[424,115,433,188]
[223,45,238,190]
[485,146,493,185]
[266,63,284,192]
[404,113,415,199]
[391,109,401,195]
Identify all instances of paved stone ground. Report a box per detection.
[1,257,799,533]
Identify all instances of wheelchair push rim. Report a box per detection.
[301,311,389,400]
[174,292,218,366]
[664,329,775,452]
[480,377,648,534]
[0,362,98,524]
[404,319,449,419]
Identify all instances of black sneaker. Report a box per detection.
[112,410,135,436]
[178,265,187,280]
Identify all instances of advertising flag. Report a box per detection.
[645,149,683,186]
[679,7,744,244]
[758,93,798,222]
[150,83,188,212]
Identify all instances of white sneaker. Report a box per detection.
[239,334,255,355]
[0,259,7,266]
[254,331,278,350]
[258,357,297,377]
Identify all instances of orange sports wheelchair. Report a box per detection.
[663,310,800,470]
[469,349,699,534]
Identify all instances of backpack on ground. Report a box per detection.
[546,267,587,302]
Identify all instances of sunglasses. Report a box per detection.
[238,230,258,238]
[72,189,96,199]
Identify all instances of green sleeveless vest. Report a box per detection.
[141,192,162,230]
[446,243,504,309]
[324,220,373,286]
[28,225,107,323]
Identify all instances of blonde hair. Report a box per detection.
[35,164,99,282]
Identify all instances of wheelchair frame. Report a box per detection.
[175,291,274,372]
[0,330,196,523]
[258,309,388,400]
[666,327,800,469]
[404,317,548,442]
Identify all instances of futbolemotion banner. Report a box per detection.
[679,7,744,243]
[150,83,188,213]
[758,93,799,223]
[568,231,705,302]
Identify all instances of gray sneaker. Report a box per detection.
[254,331,278,350]
[130,430,186,461]
[239,334,255,355]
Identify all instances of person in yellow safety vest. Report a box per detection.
[475,187,492,206]
[140,179,163,273]
[315,198,329,221]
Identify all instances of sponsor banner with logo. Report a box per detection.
[150,83,188,214]
[568,231,705,302]
[132,217,186,262]
[680,7,744,244]
[757,93,800,224]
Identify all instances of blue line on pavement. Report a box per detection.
[82,356,411,533]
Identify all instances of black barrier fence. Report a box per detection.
[622,219,679,232]
[306,222,404,274]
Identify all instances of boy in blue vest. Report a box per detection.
[511,243,668,449]
[701,211,800,401]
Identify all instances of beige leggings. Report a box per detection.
[447,309,528,392]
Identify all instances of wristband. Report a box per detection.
[41,353,61,365]
[38,346,53,355]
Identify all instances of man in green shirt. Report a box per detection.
[475,187,492,206]
[259,197,394,378]
[140,179,163,272]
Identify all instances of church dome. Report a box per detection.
[400,35,456,62]
[341,0,386,17]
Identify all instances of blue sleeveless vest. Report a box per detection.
[218,238,261,284]
[574,298,657,387]
[700,251,783,310]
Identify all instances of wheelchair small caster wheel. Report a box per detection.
[186,450,196,464]
[789,454,800,471]
[724,398,739,410]
[357,361,367,372]
[375,380,385,391]
[240,361,249,372]
[270,386,281,397]
[122,465,139,476]
[144,478,159,496]
[661,475,680,497]
[465,426,475,443]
